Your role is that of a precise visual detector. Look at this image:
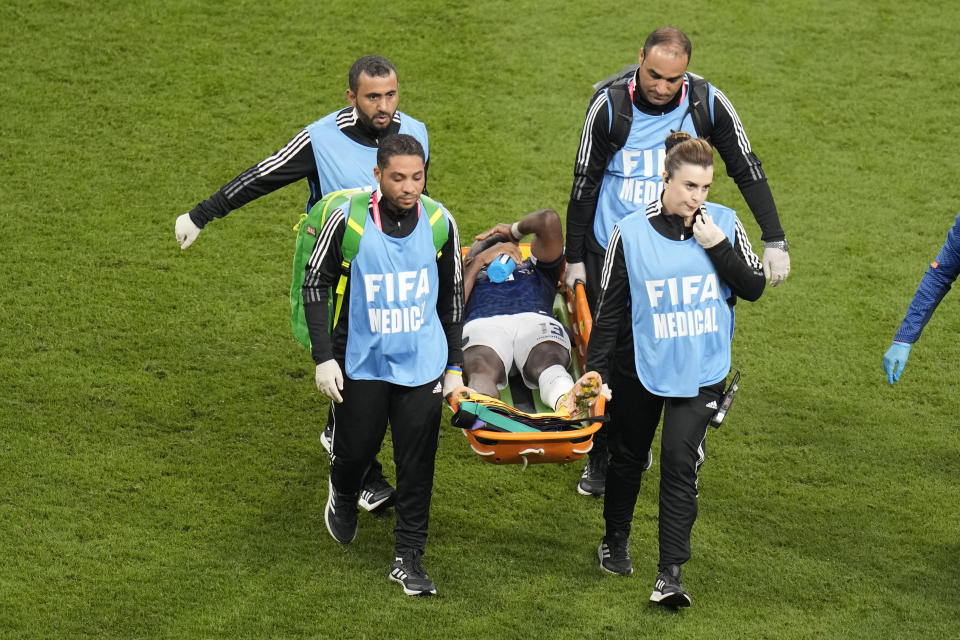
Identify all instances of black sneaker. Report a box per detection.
[389,551,437,596]
[577,453,608,496]
[324,479,358,544]
[319,424,333,454]
[650,564,691,608]
[598,535,633,576]
[358,470,396,512]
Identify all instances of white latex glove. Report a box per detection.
[762,246,791,287]
[563,261,587,291]
[692,213,726,249]
[442,370,463,398]
[175,213,201,250]
[315,360,344,403]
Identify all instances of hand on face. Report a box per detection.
[692,212,726,249]
[475,223,517,244]
[477,241,523,268]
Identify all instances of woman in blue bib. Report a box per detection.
[586,132,765,607]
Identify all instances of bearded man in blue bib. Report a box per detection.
[175,55,429,514]
[301,134,463,597]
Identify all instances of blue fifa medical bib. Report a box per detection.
[345,207,446,386]
[593,78,715,249]
[305,111,429,204]
[619,203,735,397]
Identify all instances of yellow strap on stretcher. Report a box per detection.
[458,391,572,420]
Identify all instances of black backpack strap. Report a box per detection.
[592,64,639,92]
[686,73,713,142]
[595,67,713,158]
[605,78,634,158]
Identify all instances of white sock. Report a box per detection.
[538,364,574,411]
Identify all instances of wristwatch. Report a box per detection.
[764,239,790,252]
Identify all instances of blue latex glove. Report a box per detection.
[882,341,911,385]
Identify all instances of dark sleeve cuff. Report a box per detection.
[305,301,333,364]
[189,191,232,228]
[564,203,592,262]
[739,181,784,242]
[704,240,765,302]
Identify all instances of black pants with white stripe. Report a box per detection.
[330,373,442,555]
[602,341,725,569]
[326,405,385,485]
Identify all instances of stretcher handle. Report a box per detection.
[573,281,592,347]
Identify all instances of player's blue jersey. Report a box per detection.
[464,256,562,323]
[894,212,960,343]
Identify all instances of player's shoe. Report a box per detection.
[324,479,358,544]
[598,534,633,576]
[556,371,603,419]
[389,551,437,596]
[577,453,608,496]
[319,424,333,454]
[358,470,396,512]
[650,564,691,608]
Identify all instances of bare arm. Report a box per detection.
[473,208,564,261]
[466,208,564,301]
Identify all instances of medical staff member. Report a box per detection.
[302,134,463,597]
[586,132,764,607]
[175,55,427,511]
[564,26,788,496]
[174,55,429,246]
[883,213,960,384]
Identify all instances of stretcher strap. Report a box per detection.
[458,401,541,433]
[461,392,572,420]
[453,394,605,434]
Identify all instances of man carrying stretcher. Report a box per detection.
[459,208,604,419]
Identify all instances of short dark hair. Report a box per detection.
[349,56,398,92]
[376,134,425,168]
[642,26,692,61]
[465,233,510,267]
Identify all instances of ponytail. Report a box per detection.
[663,132,713,180]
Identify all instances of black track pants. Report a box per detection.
[602,347,724,568]
[325,405,384,483]
[330,374,442,554]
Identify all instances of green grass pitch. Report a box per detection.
[2,0,958,638]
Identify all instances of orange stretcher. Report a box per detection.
[449,391,606,468]
[454,244,603,467]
